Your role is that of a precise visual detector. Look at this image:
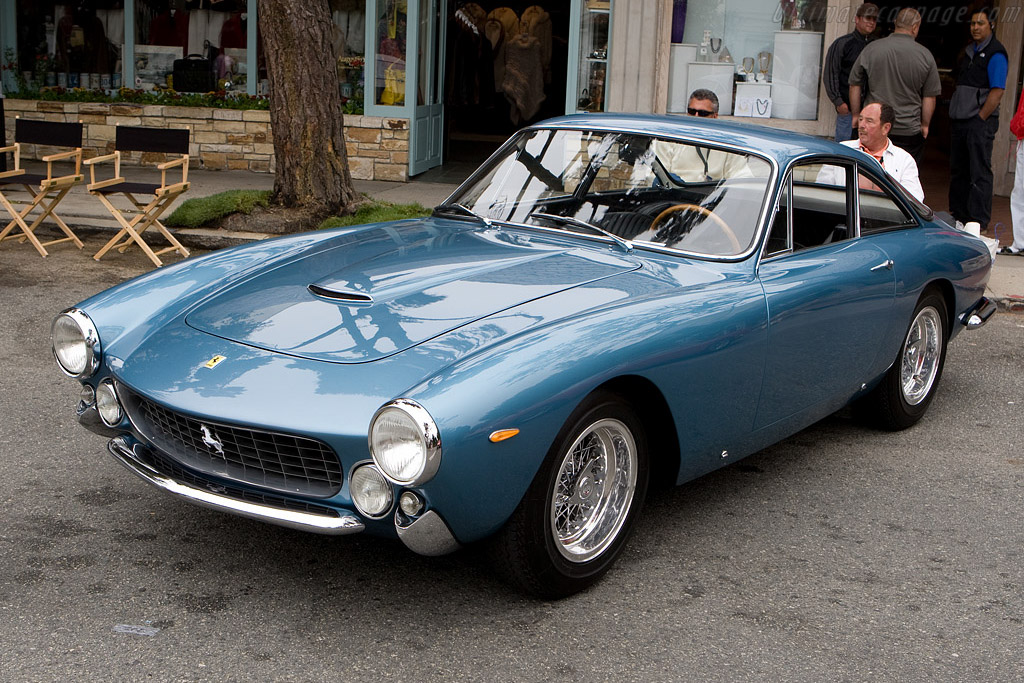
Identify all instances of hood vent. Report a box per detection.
[307,284,374,304]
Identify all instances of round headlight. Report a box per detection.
[52,309,100,378]
[95,381,123,427]
[350,465,393,518]
[368,399,441,485]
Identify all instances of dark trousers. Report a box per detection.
[889,132,925,164]
[949,115,999,230]
[0,97,5,172]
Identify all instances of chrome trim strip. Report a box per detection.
[107,436,365,535]
[960,297,997,330]
[395,510,461,556]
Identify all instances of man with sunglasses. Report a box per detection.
[655,89,753,182]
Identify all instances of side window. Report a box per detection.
[858,170,917,234]
[766,175,791,256]
[790,160,853,250]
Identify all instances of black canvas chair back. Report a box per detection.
[15,119,83,148]
[0,118,85,257]
[116,126,190,155]
[86,125,192,267]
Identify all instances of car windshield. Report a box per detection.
[445,128,773,257]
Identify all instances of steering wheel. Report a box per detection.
[649,203,741,253]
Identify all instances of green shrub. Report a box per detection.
[318,201,432,229]
[166,190,271,228]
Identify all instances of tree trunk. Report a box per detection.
[258,0,359,224]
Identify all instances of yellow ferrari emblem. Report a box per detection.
[203,355,227,369]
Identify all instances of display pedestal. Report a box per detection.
[668,44,698,113]
[687,62,736,116]
[771,31,823,120]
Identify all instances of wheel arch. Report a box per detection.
[595,375,681,489]
[920,279,955,337]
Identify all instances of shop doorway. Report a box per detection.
[420,1,570,182]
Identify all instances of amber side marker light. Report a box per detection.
[489,428,520,443]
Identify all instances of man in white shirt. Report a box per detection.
[654,89,753,182]
[818,101,924,201]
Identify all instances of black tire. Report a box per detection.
[862,292,948,431]
[490,391,649,599]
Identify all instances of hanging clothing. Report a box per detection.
[503,33,545,124]
[521,6,551,84]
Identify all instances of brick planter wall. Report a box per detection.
[2,99,409,181]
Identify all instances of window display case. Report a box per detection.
[574,0,611,113]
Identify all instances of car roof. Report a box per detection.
[533,112,863,168]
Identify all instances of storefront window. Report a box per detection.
[134,0,249,93]
[575,0,609,113]
[374,0,407,107]
[332,0,366,114]
[671,0,824,120]
[15,1,124,90]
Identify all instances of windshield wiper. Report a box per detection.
[530,212,633,253]
[433,202,493,227]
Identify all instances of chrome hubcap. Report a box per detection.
[901,306,942,406]
[550,418,637,563]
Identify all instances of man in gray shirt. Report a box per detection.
[848,8,941,162]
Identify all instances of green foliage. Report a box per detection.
[5,85,270,110]
[318,201,432,230]
[165,190,271,228]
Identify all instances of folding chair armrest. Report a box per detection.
[84,153,118,165]
[41,149,81,162]
[87,177,127,191]
[1,143,22,171]
[85,151,121,186]
[158,154,189,189]
[156,156,188,170]
[0,168,27,179]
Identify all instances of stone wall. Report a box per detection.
[2,99,410,181]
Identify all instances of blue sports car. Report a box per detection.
[53,114,995,597]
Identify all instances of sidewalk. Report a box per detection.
[13,162,1024,311]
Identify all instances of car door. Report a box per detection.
[754,158,896,429]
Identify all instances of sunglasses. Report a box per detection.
[687,108,714,117]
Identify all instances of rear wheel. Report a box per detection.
[492,392,649,598]
[863,292,948,430]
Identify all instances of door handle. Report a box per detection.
[870,259,894,272]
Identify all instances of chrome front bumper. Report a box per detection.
[106,436,365,535]
[105,435,463,554]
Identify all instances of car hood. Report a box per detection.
[185,221,640,363]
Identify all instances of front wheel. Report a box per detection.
[862,292,948,430]
[491,392,649,598]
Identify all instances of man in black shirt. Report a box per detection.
[823,3,878,141]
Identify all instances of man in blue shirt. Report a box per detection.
[948,7,1007,231]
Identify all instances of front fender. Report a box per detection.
[404,272,768,543]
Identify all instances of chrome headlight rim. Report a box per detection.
[368,398,442,486]
[51,308,101,379]
[95,379,123,427]
[348,462,395,519]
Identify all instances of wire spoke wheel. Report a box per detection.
[549,418,638,563]
[900,306,941,406]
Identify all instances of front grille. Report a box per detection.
[119,385,343,498]
[141,446,340,518]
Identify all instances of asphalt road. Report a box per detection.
[2,235,1022,682]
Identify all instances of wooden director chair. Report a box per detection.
[87,126,192,268]
[0,119,85,257]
